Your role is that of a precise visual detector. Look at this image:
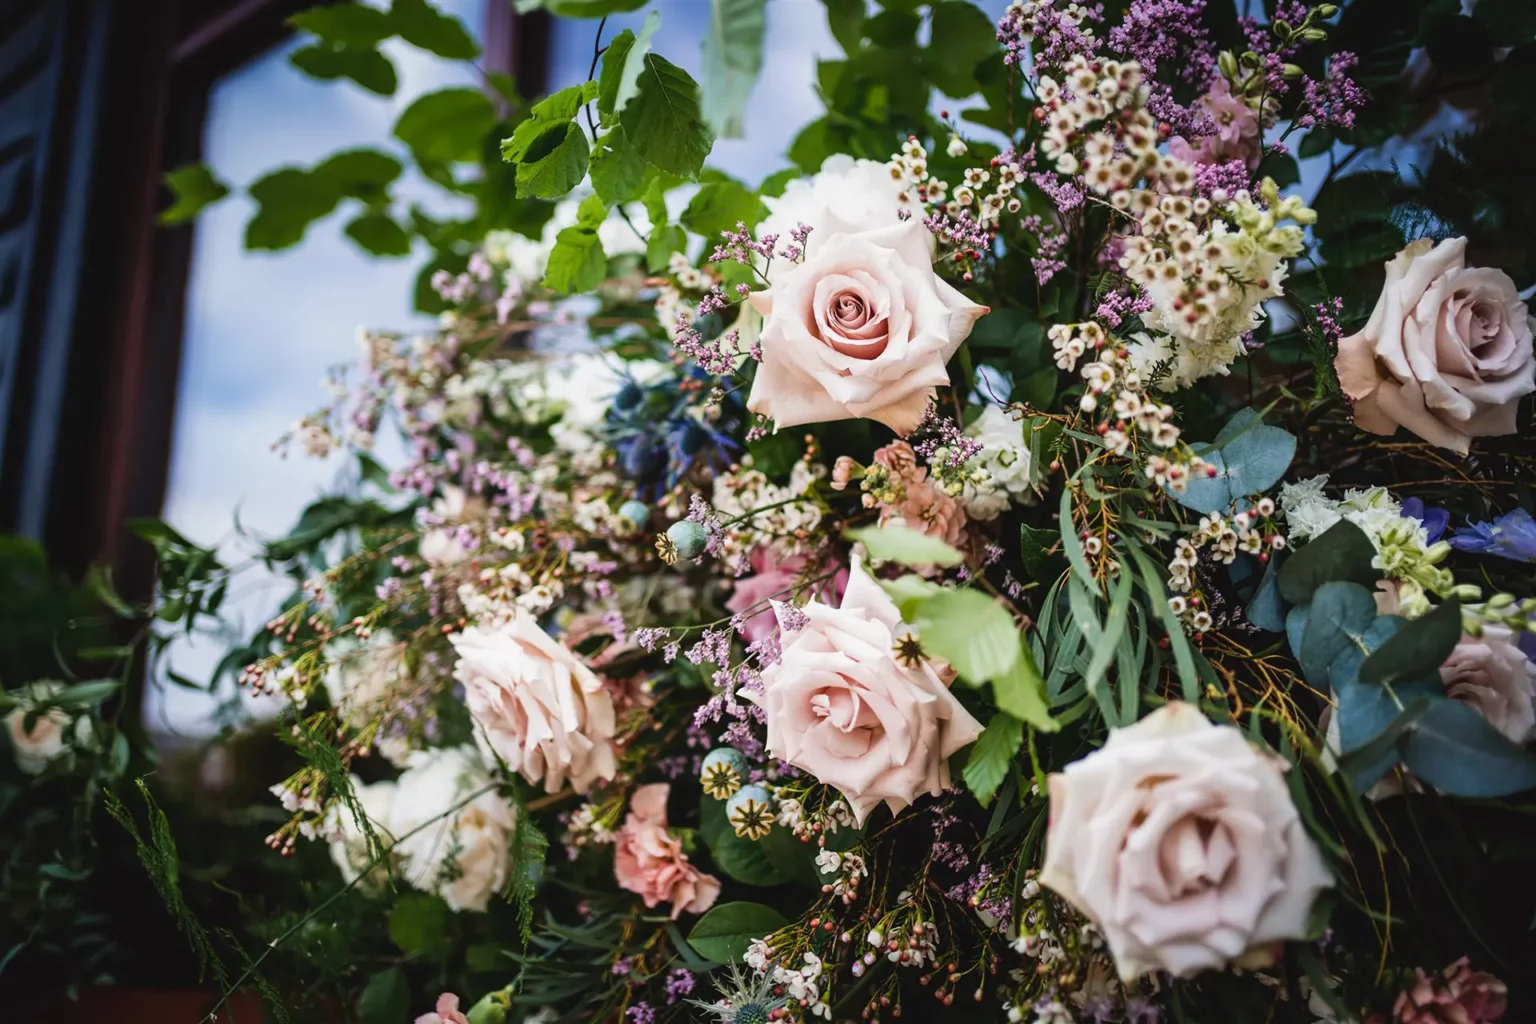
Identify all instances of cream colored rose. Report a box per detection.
[327,775,399,890]
[1439,627,1535,744]
[4,681,86,775]
[451,616,617,794]
[744,555,983,825]
[390,747,515,913]
[746,213,987,435]
[1336,237,1535,454]
[1041,702,1332,980]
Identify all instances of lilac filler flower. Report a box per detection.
[1400,497,1450,545]
[1450,507,1536,563]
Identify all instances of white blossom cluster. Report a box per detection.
[961,405,1037,521]
[710,460,825,561]
[1166,499,1286,632]
[813,847,868,904]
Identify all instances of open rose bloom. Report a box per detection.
[746,556,983,825]
[1041,703,1332,980]
[747,211,987,434]
[1335,237,1536,454]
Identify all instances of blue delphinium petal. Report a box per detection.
[1400,497,1450,544]
[1449,507,1536,563]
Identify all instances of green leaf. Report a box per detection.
[1246,553,1286,632]
[701,0,767,138]
[515,122,591,199]
[911,589,1021,684]
[879,574,945,621]
[1172,408,1296,514]
[681,179,767,240]
[823,0,864,52]
[312,148,404,201]
[687,902,788,962]
[390,0,480,59]
[599,13,661,120]
[542,222,606,294]
[1403,699,1536,797]
[647,221,687,273]
[845,524,962,567]
[52,680,121,709]
[388,893,452,961]
[589,131,647,205]
[1359,597,1462,688]
[1277,519,1379,605]
[289,3,393,46]
[1019,523,1055,578]
[159,163,230,225]
[962,712,1023,805]
[357,966,410,1024]
[991,639,1057,732]
[1298,582,1378,685]
[289,43,398,95]
[619,53,715,178]
[394,87,497,163]
[545,0,648,14]
[345,211,413,256]
[926,1,997,97]
[245,167,342,250]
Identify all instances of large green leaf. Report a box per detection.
[681,179,767,240]
[159,163,229,225]
[598,14,661,120]
[542,197,607,294]
[313,148,403,201]
[618,53,714,178]
[513,121,591,200]
[345,211,412,256]
[1277,519,1379,605]
[390,0,480,59]
[687,902,788,962]
[701,0,767,138]
[289,3,393,46]
[845,524,962,567]
[289,43,398,95]
[910,588,1020,684]
[589,131,647,205]
[394,87,497,163]
[962,712,1022,805]
[1358,597,1462,688]
[990,640,1057,731]
[1403,699,1536,797]
[245,167,342,249]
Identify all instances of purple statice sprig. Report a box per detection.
[911,405,982,470]
[1298,50,1367,131]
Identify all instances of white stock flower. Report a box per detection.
[390,746,516,913]
[326,776,399,889]
[962,405,1035,521]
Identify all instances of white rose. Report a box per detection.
[758,156,915,277]
[1041,702,1332,980]
[327,775,399,889]
[747,213,987,434]
[390,746,515,913]
[451,616,617,794]
[4,681,89,775]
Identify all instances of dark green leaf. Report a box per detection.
[590,131,647,204]
[1359,597,1461,688]
[822,0,863,52]
[926,1,997,97]
[289,3,393,46]
[1424,12,1493,75]
[514,122,591,199]
[545,0,648,14]
[1277,519,1379,605]
[619,53,714,178]
[394,87,497,163]
[702,0,767,138]
[358,966,410,1024]
[1474,0,1536,37]
[289,43,398,95]
[390,0,480,59]
[388,893,452,961]
[345,211,412,256]
[245,167,342,250]
[1404,698,1536,797]
[159,163,230,225]
[681,179,767,239]
[313,148,404,201]
[962,712,1023,805]
[687,902,788,962]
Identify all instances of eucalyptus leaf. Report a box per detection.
[1277,519,1379,605]
[1298,582,1378,686]
[1403,699,1536,797]
[1359,598,1461,688]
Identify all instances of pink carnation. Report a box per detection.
[726,546,848,646]
[613,783,721,919]
[872,441,968,550]
[1394,958,1507,1024]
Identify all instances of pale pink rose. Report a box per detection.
[613,783,721,919]
[415,993,470,1024]
[872,441,968,550]
[1168,78,1263,170]
[745,556,984,825]
[1439,627,1536,744]
[451,617,618,794]
[1335,237,1535,454]
[1041,702,1332,980]
[746,212,987,434]
[726,546,848,646]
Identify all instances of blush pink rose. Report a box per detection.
[613,783,721,919]
[415,994,470,1024]
[1335,237,1535,454]
[746,212,987,434]
[1167,78,1263,170]
[451,617,618,794]
[1041,702,1332,980]
[726,546,848,646]
[744,555,984,826]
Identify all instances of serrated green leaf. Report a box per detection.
[845,524,962,567]
[619,53,714,178]
[681,179,767,239]
[542,223,606,294]
[963,712,1023,804]
[289,43,398,95]
[911,588,1020,684]
[394,87,496,163]
[590,130,647,204]
[701,0,766,138]
[159,163,229,225]
[390,0,480,59]
[515,121,590,199]
[344,211,412,256]
[289,3,393,46]
[688,901,788,962]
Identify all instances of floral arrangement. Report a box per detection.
[75,0,1536,1022]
